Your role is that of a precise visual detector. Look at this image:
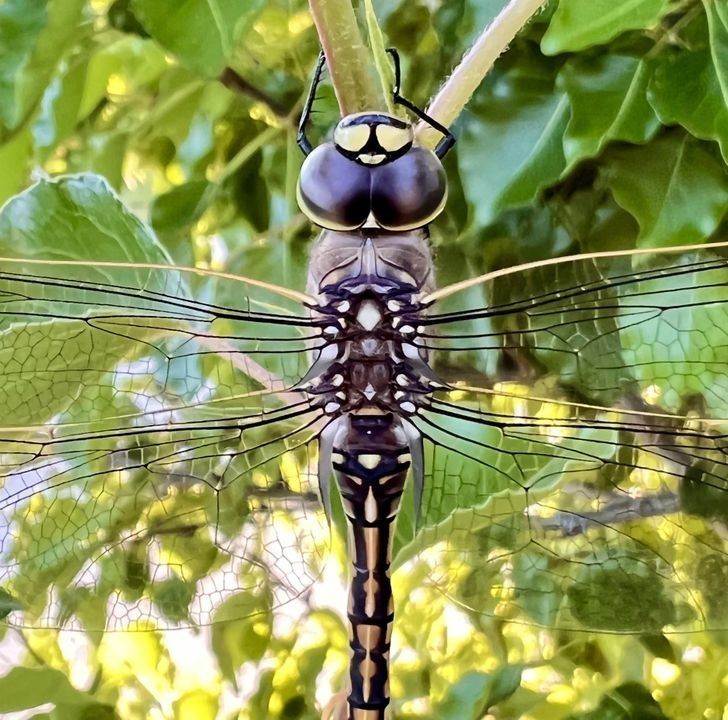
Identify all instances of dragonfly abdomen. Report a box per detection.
[333,415,411,718]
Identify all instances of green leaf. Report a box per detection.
[567,558,678,632]
[459,59,569,227]
[76,34,168,120]
[542,0,670,55]
[436,667,523,719]
[648,11,728,162]
[604,134,728,248]
[567,682,670,720]
[0,174,176,425]
[0,126,32,203]
[151,179,210,234]
[0,0,85,131]
[559,54,659,166]
[131,0,265,76]
[0,587,22,619]
[0,667,94,711]
[0,173,172,269]
[211,591,273,683]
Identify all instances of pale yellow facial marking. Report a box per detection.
[334,123,370,152]
[358,153,386,165]
[358,453,382,469]
[375,123,412,152]
[364,488,378,523]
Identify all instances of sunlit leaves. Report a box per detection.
[0,0,85,131]
[0,173,171,267]
[559,54,659,166]
[459,56,569,226]
[131,0,266,76]
[648,11,728,162]
[436,667,523,719]
[604,134,728,248]
[0,666,110,714]
[542,0,670,54]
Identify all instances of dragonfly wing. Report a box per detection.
[0,261,330,630]
[397,243,728,633]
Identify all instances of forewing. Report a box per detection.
[0,260,329,630]
[397,242,728,634]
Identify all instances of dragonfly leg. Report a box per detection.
[386,47,455,159]
[298,49,328,156]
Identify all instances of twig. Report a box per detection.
[418,0,549,147]
[531,492,682,536]
[218,67,290,118]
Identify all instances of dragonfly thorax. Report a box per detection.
[305,291,432,418]
[296,112,448,232]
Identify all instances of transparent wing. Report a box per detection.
[0,259,330,630]
[397,242,728,634]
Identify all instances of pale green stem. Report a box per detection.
[308,0,385,114]
[417,0,549,147]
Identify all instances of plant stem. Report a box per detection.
[417,0,549,147]
[308,0,385,114]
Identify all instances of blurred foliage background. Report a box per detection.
[0,0,727,719]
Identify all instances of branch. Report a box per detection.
[417,0,549,147]
[218,67,290,118]
[531,491,681,536]
[308,0,385,114]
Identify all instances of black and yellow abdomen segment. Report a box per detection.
[333,415,411,719]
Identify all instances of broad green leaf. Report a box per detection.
[0,0,85,131]
[0,174,177,424]
[459,59,569,227]
[559,54,659,166]
[32,56,87,158]
[649,11,728,162]
[131,0,265,76]
[542,0,670,54]
[0,667,95,711]
[0,173,172,270]
[436,667,523,719]
[212,591,273,683]
[566,558,679,632]
[0,587,22,619]
[0,127,32,203]
[567,682,670,720]
[76,34,168,120]
[151,179,210,234]
[604,134,728,248]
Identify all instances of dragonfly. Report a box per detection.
[1,48,727,720]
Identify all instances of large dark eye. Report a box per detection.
[297,143,371,230]
[370,147,447,231]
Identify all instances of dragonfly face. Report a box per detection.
[297,112,448,232]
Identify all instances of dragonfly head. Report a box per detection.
[333,112,413,166]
